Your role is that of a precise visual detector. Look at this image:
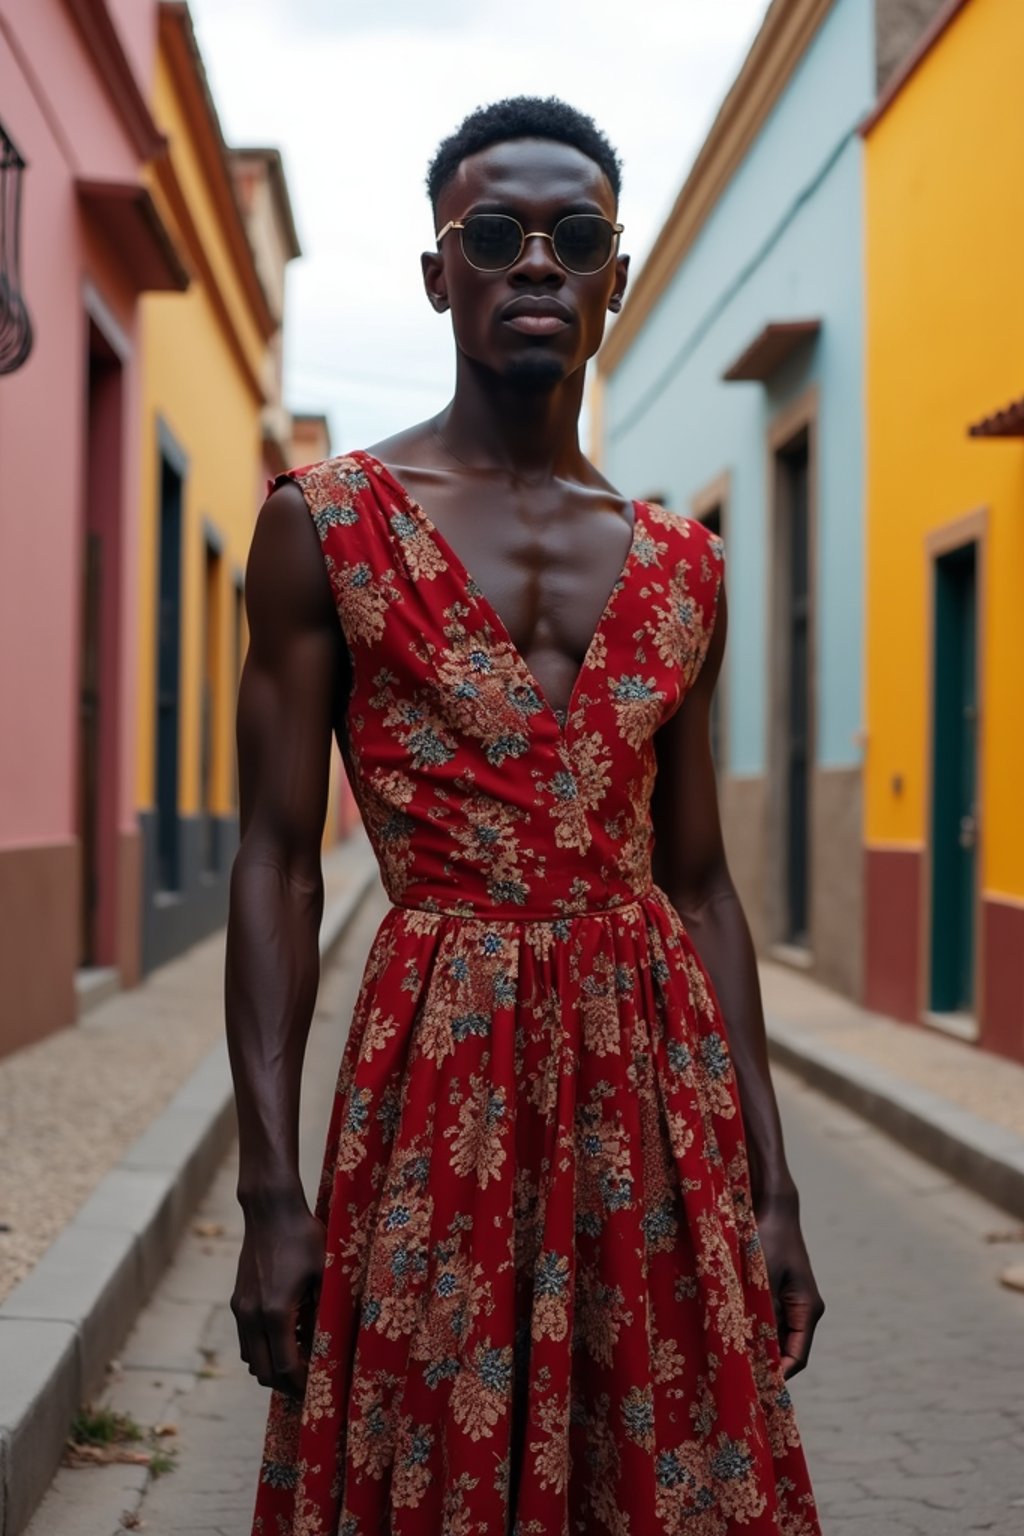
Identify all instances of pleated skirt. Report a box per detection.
[252,888,821,1536]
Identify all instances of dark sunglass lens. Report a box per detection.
[461,215,522,270]
[554,216,614,272]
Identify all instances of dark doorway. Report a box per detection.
[78,323,123,967]
[929,543,978,1014]
[777,432,811,948]
[156,450,183,892]
[200,533,222,874]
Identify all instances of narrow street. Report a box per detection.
[28,891,1024,1536]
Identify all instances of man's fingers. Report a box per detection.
[777,1283,824,1379]
[245,1326,277,1388]
[233,1310,250,1366]
[266,1308,308,1399]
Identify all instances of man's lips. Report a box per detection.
[499,296,574,335]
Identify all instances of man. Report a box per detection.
[228,96,823,1535]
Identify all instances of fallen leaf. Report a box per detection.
[64,1442,152,1469]
[152,1423,178,1437]
[120,1513,143,1529]
[192,1220,225,1238]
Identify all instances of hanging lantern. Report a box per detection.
[0,122,33,376]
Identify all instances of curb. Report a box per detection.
[767,1014,1024,1222]
[0,846,378,1536]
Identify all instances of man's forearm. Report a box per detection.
[673,883,795,1205]
[225,846,324,1207]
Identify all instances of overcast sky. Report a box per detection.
[190,0,772,453]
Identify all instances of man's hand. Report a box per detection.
[231,1190,326,1399]
[756,1194,825,1379]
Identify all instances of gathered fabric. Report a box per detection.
[251,452,821,1536]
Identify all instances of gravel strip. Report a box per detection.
[0,839,370,1303]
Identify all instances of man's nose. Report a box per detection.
[510,232,564,282]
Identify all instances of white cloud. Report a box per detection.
[190,0,771,454]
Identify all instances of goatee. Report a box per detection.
[502,352,566,390]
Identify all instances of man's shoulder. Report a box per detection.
[641,500,725,564]
[364,422,435,469]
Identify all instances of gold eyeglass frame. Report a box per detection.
[435,213,625,275]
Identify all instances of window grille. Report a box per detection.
[0,122,33,375]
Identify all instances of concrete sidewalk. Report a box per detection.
[762,962,1024,1222]
[0,834,379,1536]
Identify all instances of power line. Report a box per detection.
[287,361,450,394]
[608,123,857,443]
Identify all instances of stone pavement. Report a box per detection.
[784,1072,1024,1535]
[24,900,1024,1536]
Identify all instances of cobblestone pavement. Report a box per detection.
[27,900,1024,1534]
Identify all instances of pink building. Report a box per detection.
[0,0,185,1055]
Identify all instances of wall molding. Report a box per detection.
[158,3,276,344]
[64,0,165,160]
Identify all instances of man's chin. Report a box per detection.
[502,350,567,390]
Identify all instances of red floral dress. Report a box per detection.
[251,451,821,1536]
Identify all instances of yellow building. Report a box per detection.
[136,2,285,970]
[863,0,1024,1059]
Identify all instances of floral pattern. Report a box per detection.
[251,451,820,1535]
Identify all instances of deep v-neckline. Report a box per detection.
[358,450,644,743]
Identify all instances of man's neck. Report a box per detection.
[437,356,588,482]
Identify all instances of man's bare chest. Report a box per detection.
[385,469,636,671]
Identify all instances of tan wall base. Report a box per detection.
[811,765,863,1000]
[719,773,768,955]
[0,841,78,1057]
[720,766,863,1001]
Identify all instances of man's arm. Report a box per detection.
[651,583,824,1376]
[225,480,345,1398]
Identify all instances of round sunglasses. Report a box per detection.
[435,213,624,275]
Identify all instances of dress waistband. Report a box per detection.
[388,888,658,923]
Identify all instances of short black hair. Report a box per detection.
[427,96,622,212]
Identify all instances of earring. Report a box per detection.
[609,296,622,313]
[434,295,449,312]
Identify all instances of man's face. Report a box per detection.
[423,137,628,389]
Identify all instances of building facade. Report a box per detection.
[230,144,302,485]
[135,2,282,971]
[595,0,945,1001]
[863,0,1024,1059]
[0,0,186,1054]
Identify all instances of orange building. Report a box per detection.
[863,0,1024,1059]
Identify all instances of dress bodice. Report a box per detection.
[286,451,724,919]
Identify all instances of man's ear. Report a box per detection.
[422,250,449,313]
[610,252,630,313]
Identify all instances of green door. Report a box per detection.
[929,543,978,1013]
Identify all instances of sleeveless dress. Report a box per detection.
[251,451,821,1536]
